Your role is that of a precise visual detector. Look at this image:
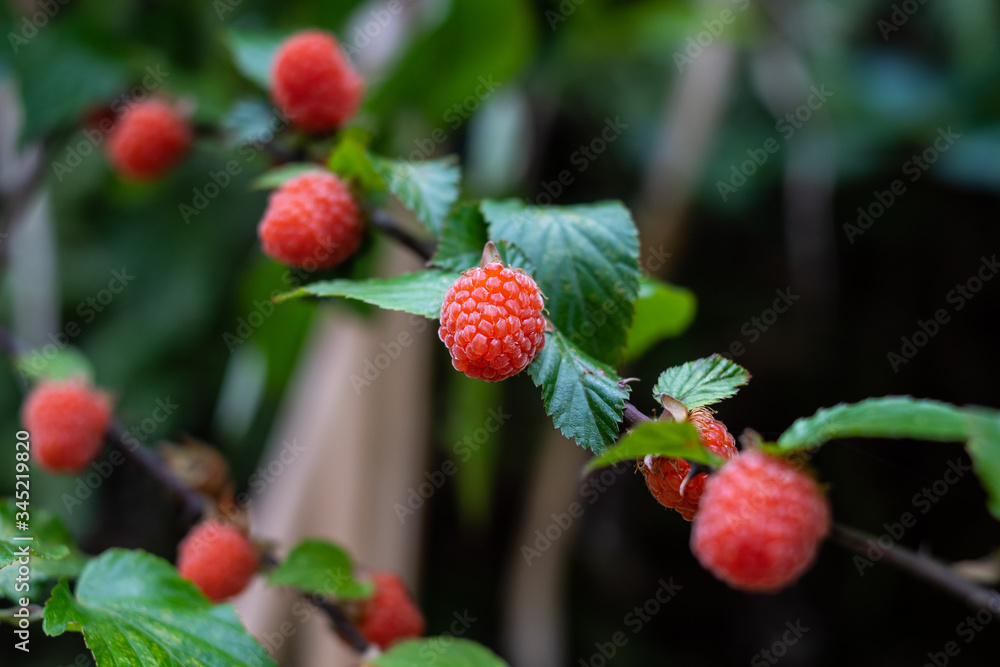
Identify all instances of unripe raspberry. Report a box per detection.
[271,30,364,132]
[177,520,259,602]
[358,571,425,649]
[21,379,112,474]
[641,408,738,520]
[106,99,190,180]
[691,449,830,592]
[438,262,546,381]
[257,171,363,269]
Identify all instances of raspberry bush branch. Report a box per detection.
[0,323,413,660]
[830,524,1000,620]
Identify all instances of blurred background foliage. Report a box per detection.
[1,0,1000,665]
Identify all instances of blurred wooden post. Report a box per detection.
[234,245,432,666]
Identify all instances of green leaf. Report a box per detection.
[652,354,750,410]
[964,409,1000,521]
[368,638,508,667]
[493,240,536,275]
[266,539,373,600]
[328,138,385,192]
[43,549,274,667]
[0,501,87,602]
[431,204,488,271]
[584,421,723,475]
[14,346,94,383]
[528,331,629,453]
[372,156,461,237]
[14,33,127,142]
[776,397,969,452]
[624,278,697,363]
[0,500,72,570]
[250,163,325,190]
[482,200,640,362]
[277,270,461,319]
[224,29,287,90]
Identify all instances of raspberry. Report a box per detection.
[106,99,190,180]
[177,520,259,602]
[358,571,425,649]
[257,171,363,269]
[691,449,830,592]
[641,408,738,520]
[438,262,546,381]
[21,380,112,474]
[271,30,364,132]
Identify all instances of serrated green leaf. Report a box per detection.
[43,549,274,667]
[0,500,72,571]
[624,278,697,363]
[964,409,1000,521]
[277,270,461,319]
[368,638,508,667]
[372,156,461,237]
[584,421,722,475]
[528,331,629,453]
[14,346,94,383]
[482,200,640,363]
[652,354,750,409]
[250,163,325,190]
[431,204,488,271]
[224,29,287,90]
[267,539,372,600]
[776,397,969,452]
[0,501,87,602]
[493,240,536,274]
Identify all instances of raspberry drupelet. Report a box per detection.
[641,408,738,520]
[357,571,425,649]
[438,262,546,381]
[176,520,259,602]
[271,30,364,132]
[21,379,112,474]
[691,449,830,592]
[257,171,363,269]
[106,99,190,180]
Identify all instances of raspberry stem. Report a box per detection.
[107,420,206,521]
[620,401,716,472]
[261,552,374,654]
[0,321,376,652]
[368,208,436,261]
[830,523,1000,620]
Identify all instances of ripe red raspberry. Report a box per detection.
[691,449,830,592]
[358,571,425,649]
[106,99,190,180]
[177,520,259,602]
[641,408,738,520]
[271,30,364,132]
[21,380,112,474]
[438,262,546,381]
[257,171,363,269]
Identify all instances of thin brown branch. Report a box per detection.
[830,523,1000,620]
[260,552,373,654]
[107,420,205,522]
[0,323,205,521]
[369,208,436,262]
